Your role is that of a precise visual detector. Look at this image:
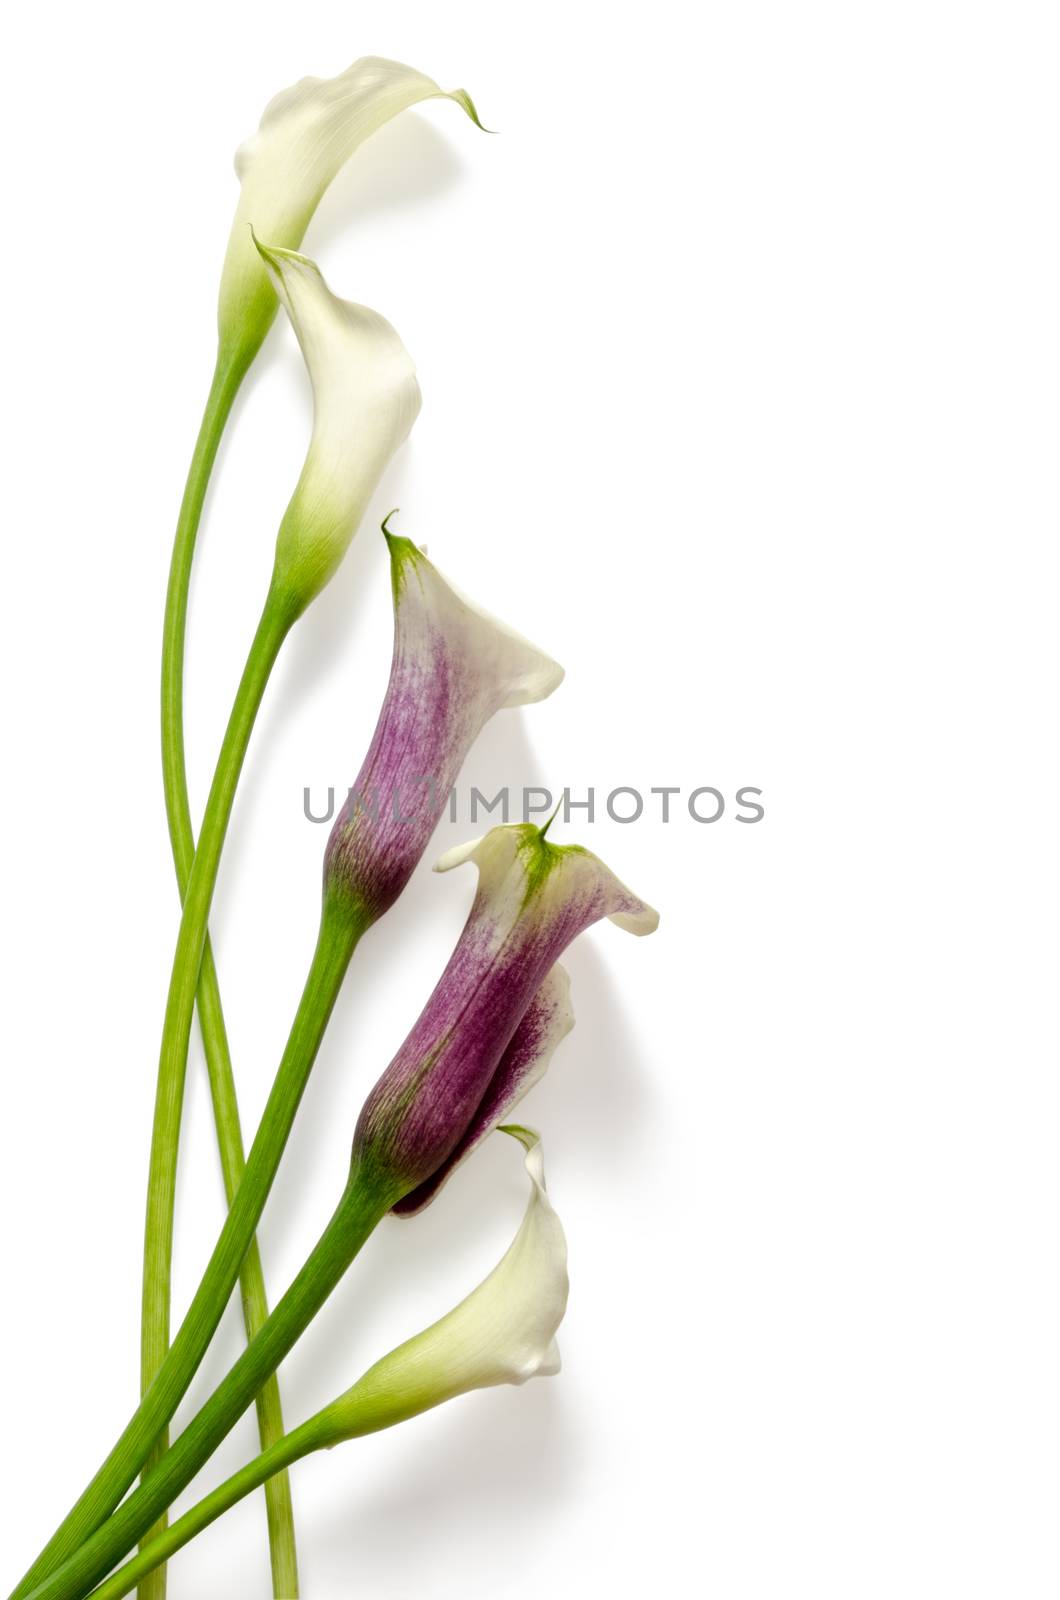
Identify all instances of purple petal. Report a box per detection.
[393,966,574,1215]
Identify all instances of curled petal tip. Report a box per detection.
[498,1123,542,1157]
[450,87,496,134]
[251,230,309,274]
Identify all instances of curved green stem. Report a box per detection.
[141,590,292,1456]
[9,822,365,1599]
[160,353,248,880]
[87,1417,329,1600]
[155,356,299,1599]
[25,1178,390,1600]
[189,1002,298,1600]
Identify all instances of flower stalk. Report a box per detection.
[10,896,367,1600]
[11,534,561,1600]
[138,246,421,1589]
[22,823,653,1600]
[25,1167,392,1600]
[12,251,421,1600]
[83,1130,565,1600]
[149,60,484,1589]
[159,352,297,1596]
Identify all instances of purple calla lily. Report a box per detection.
[393,964,574,1216]
[324,528,564,922]
[352,822,658,1202]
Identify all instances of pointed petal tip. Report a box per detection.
[395,540,565,712]
[381,512,422,559]
[449,87,496,135]
[251,231,312,273]
[381,509,412,557]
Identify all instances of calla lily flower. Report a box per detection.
[394,965,574,1216]
[256,243,422,616]
[218,55,483,363]
[324,530,564,922]
[326,1126,567,1436]
[353,822,658,1202]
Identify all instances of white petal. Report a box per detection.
[388,531,565,711]
[326,1129,568,1440]
[435,823,661,936]
[219,56,483,355]
[257,243,421,613]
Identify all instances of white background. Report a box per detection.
[2,3,1058,1596]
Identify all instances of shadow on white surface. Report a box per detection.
[302,1380,574,1582]
[308,111,470,248]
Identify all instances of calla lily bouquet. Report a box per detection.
[7,54,658,1600]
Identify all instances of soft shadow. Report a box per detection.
[305,112,469,254]
[520,935,654,1168]
[307,1381,575,1574]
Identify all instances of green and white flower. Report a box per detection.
[219,56,483,363]
[256,240,422,614]
[325,1126,567,1438]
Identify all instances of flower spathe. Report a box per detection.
[255,244,421,615]
[352,822,658,1203]
[394,964,575,1216]
[324,530,564,922]
[324,1128,567,1440]
[218,56,484,362]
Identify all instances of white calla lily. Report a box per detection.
[219,56,483,361]
[326,1127,567,1438]
[255,240,421,614]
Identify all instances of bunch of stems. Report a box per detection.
[13,355,341,1599]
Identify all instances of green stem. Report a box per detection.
[25,1179,390,1600]
[140,590,292,1447]
[87,1418,329,1600]
[9,892,365,1600]
[157,356,299,1599]
[191,1003,299,1600]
